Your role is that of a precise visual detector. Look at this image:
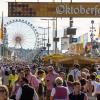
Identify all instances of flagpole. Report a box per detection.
[1,12,4,62]
[98,24,100,39]
[2,12,4,62]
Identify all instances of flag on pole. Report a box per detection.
[77,36,81,43]
[80,34,84,44]
[0,12,4,44]
[98,24,100,38]
[0,30,3,44]
[84,33,88,47]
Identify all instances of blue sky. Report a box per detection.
[0,0,100,49]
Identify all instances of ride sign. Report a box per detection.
[8,2,100,17]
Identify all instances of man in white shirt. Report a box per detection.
[96,67,100,75]
[69,64,81,81]
[94,83,100,100]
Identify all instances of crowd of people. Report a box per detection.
[0,62,100,100]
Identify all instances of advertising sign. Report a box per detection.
[8,2,100,17]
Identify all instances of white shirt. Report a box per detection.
[69,68,81,81]
[91,81,100,96]
[96,71,100,75]
[95,83,100,94]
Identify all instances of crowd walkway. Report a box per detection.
[0,62,100,100]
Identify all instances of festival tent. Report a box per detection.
[43,54,66,63]
[58,55,98,64]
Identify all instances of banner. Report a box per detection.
[84,33,88,47]
[98,24,100,38]
[80,34,84,44]
[8,2,100,17]
[0,29,3,44]
[77,36,81,43]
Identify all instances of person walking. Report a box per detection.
[69,64,81,81]
[0,85,11,100]
[37,69,46,100]
[24,66,39,90]
[16,77,39,100]
[45,66,59,100]
[69,81,88,100]
[8,69,19,95]
[50,77,69,100]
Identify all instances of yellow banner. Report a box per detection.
[0,29,3,40]
[98,24,100,38]
[8,2,100,17]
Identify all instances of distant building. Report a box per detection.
[10,47,35,62]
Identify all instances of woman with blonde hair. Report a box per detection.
[50,77,69,100]
[0,85,11,100]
